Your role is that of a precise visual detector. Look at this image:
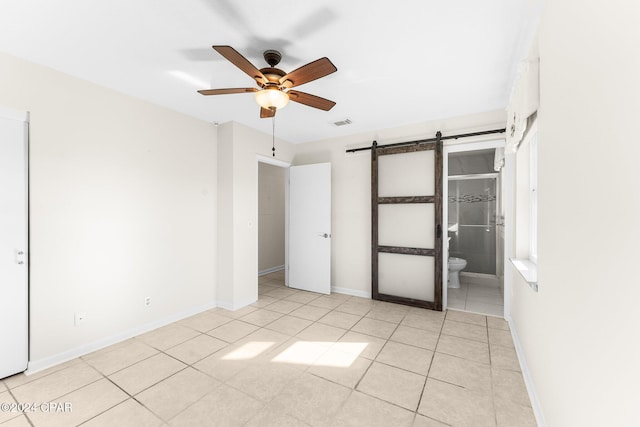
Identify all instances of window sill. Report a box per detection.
[510,258,538,292]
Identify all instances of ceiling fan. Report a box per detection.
[198,45,337,118]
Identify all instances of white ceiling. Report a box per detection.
[0,0,537,143]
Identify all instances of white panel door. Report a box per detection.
[0,109,29,379]
[289,163,331,294]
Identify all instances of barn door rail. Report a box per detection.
[346,128,505,154]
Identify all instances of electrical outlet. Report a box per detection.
[74,312,86,326]
[144,297,151,307]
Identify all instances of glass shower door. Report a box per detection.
[448,176,497,275]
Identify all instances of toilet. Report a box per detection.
[448,257,467,288]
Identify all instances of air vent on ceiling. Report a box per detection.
[333,119,352,127]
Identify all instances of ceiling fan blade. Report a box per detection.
[288,90,336,111]
[280,57,337,88]
[213,45,267,85]
[260,107,276,118]
[198,88,258,95]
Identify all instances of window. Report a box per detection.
[529,129,538,263]
[511,118,538,290]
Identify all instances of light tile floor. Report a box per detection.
[447,275,504,317]
[0,271,536,426]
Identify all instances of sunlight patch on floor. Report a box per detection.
[272,341,368,367]
[221,341,275,360]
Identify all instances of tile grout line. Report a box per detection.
[349,307,394,392]
[238,279,501,423]
[89,322,249,424]
[88,355,192,424]
[4,386,35,427]
[415,308,447,421]
[136,325,271,424]
[128,289,438,423]
[485,314,500,427]
[32,365,117,426]
[78,375,147,426]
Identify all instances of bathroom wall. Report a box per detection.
[448,149,495,175]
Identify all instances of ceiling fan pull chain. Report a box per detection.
[272,115,276,157]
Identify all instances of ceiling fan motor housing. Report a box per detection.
[259,67,286,86]
[263,50,282,67]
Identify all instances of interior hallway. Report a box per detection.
[1,272,534,426]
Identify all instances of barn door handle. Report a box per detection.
[436,224,442,239]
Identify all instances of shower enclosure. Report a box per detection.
[448,174,497,275]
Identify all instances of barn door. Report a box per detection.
[371,134,443,310]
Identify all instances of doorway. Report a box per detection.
[443,140,505,316]
[257,159,288,291]
[255,157,333,301]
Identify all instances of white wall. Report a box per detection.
[217,122,294,309]
[216,123,234,306]
[293,111,506,297]
[508,1,640,425]
[0,52,218,369]
[258,163,286,272]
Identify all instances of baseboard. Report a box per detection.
[215,300,235,311]
[332,286,371,299]
[26,300,217,375]
[258,265,285,276]
[506,314,546,427]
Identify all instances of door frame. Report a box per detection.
[442,139,505,311]
[256,155,291,285]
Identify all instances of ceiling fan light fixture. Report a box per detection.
[255,87,289,110]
